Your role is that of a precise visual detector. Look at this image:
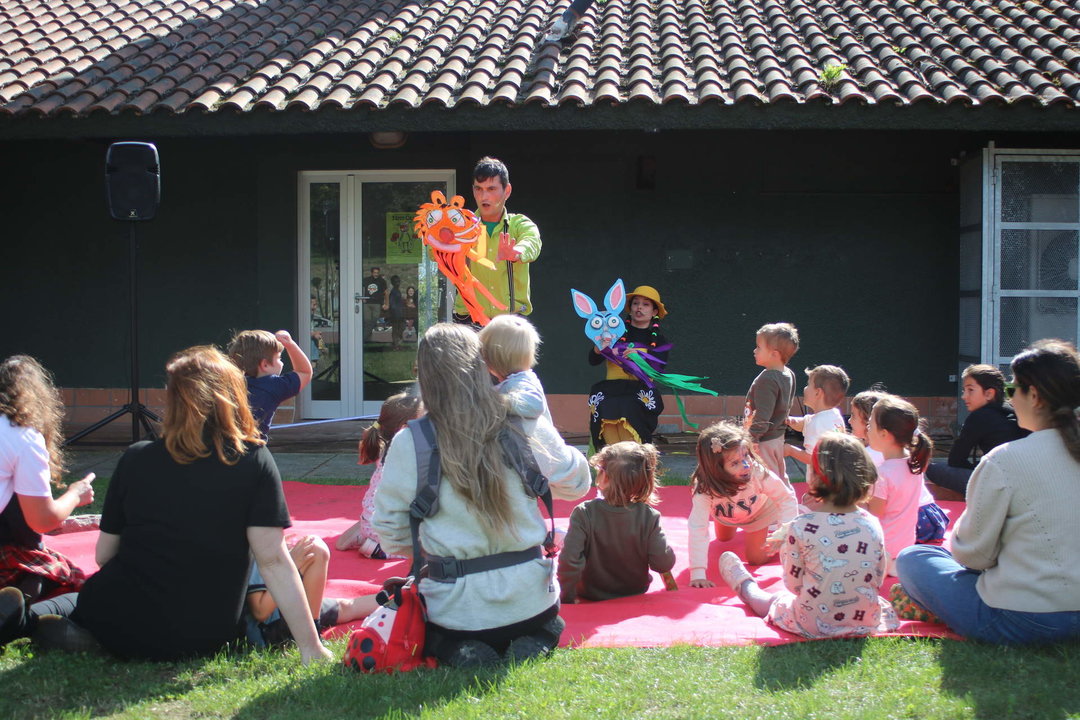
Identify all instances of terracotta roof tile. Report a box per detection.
[3,0,1079,118]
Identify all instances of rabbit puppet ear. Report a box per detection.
[604,279,626,315]
[570,289,599,319]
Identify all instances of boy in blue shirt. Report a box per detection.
[228,329,312,439]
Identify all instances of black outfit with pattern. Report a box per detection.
[586,323,668,450]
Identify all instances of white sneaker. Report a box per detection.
[718,551,753,591]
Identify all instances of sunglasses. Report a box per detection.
[1004,381,1017,399]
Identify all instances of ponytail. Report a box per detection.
[358,391,423,466]
[358,422,384,465]
[1051,406,1080,463]
[908,426,933,474]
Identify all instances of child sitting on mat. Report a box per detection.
[783,365,850,484]
[245,534,377,647]
[718,432,899,638]
[688,421,798,587]
[336,392,422,559]
[847,388,890,465]
[865,396,948,575]
[557,442,675,603]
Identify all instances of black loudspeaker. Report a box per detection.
[106,142,160,221]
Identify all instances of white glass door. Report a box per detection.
[298,170,454,419]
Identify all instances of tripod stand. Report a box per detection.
[65,222,160,446]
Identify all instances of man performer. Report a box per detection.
[453,157,542,323]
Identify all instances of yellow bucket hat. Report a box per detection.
[627,285,667,319]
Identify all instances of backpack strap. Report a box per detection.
[498,417,558,557]
[406,416,440,578]
[407,416,440,519]
[425,546,543,581]
[405,414,558,583]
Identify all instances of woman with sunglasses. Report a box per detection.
[895,339,1080,644]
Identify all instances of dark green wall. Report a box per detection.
[517,130,962,397]
[3,137,265,389]
[1,128,1072,397]
[0,133,467,389]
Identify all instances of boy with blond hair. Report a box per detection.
[784,365,851,472]
[745,322,800,485]
[227,329,313,439]
[478,314,553,424]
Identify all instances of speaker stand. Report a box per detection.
[65,223,161,446]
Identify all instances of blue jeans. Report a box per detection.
[896,545,1080,645]
[925,461,973,496]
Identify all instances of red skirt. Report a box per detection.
[0,543,86,598]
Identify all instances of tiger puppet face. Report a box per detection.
[413,191,481,254]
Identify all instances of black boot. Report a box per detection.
[32,615,103,654]
[0,586,27,647]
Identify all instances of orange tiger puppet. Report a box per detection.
[413,190,507,326]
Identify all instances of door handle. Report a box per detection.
[354,292,361,313]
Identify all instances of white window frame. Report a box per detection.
[984,147,1080,367]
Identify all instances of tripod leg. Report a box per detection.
[136,406,160,440]
[63,405,136,447]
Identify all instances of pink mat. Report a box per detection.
[47,482,960,647]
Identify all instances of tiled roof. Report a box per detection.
[1,0,1078,119]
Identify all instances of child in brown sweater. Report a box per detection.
[558,442,676,603]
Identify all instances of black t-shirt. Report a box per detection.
[73,440,290,660]
[364,275,387,305]
[948,403,1029,469]
[387,287,404,319]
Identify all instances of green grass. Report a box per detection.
[34,474,1080,719]
[4,637,1080,719]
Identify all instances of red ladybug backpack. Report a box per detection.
[342,576,435,673]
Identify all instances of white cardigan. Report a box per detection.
[953,429,1080,613]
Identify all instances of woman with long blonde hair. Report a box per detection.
[374,323,590,667]
[0,356,95,602]
[1,346,331,663]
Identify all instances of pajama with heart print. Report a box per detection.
[766,508,899,638]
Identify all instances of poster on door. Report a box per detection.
[386,212,421,264]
